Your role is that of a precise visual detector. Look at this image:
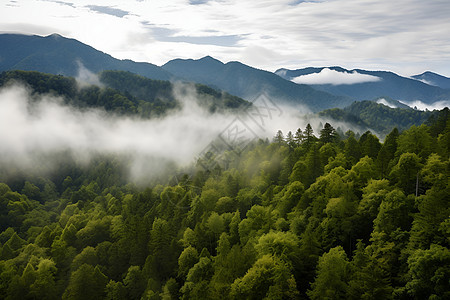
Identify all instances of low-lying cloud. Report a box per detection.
[399,99,450,111]
[291,68,381,85]
[376,98,397,108]
[75,61,103,88]
[0,84,233,181]
[0,83,366,183]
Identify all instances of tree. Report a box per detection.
[357,180,392,240]
[304,123,315,148]
[273,130,285,144]
[376,128,398,177]
[180,257,214,299]
[397,125,433,158]
[344,131,361,164]
[373,189,410,234]
[404,245,450,299]
[63,264,108,300]
[255,231,300,265]
[348,244,394,300]
[30,259,58,300]
[389,152,422,195]
[230,255,298,299]
[285,131,296,148]
[359,131,381,159]
[409,184,450,249]
[160,278,179,300]
[294,128,303,146]
[305,144,322,186]
[307,246,350,300]
[344,156,377,194]
[289,160,308,184]
[123,266,146,300]
[207,212,225,238]
[147,218,176,281]
[275,181,304,217]
[178,246,199,278]
[320,123,338,144]
[106,280,127,300]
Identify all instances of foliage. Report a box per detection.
[0,83,448,298]
[319,100,441,136]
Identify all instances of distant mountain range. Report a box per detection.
[411,71,450,89]
[1,33,449,112]
[162,56,348,111]
[0,33,171,80]
[275,67,450,105]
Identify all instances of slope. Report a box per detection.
[0,33,172,80]
[276,67,450,104]
[318,100,437,135]
[411,71,450,89]
[0,70,249,117]
[162,56,350,112]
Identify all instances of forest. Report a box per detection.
[0,70,248,117]
[0,72,449,299]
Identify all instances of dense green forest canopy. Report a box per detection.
[0,70,449,299]
[0,95,448,299]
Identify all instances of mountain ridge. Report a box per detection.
[0,33,172,80]
[411,71,450,89]
[276,66,450,105]
[1,33,449,112]
[163,56,351,112]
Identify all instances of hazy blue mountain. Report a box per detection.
[0,33,172,80]
[162,56,350,111]
[276,67,450,104]
[411,71,450,89]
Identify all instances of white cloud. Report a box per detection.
[411,78,437,86]
[75,61,103,88]
[291,68,381,85]
[0,84,232,178]
[0,82,369,181]
[376,98,397,108]
[0,83,305,181]
[399,100,450,111]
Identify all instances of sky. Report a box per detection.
[1,0,450,77]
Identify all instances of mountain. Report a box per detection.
[318,100,436,135]
[0,33,172,80]
[99,70,249,112]
[162,56,350,112]
[0,70,249,117]
[4,33,448,112]
[275,67,450,105]
[411,71,450,89]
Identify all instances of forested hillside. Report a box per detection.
[0,70,248,117]
[0,105,448,299]
[319,100,441,135]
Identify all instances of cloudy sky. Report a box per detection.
[1,0,450,76]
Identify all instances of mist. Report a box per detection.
[291,68,381,85]
[399,99,450,111]
[0,83,363,183]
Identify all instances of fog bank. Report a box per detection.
[0,84,362,182]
